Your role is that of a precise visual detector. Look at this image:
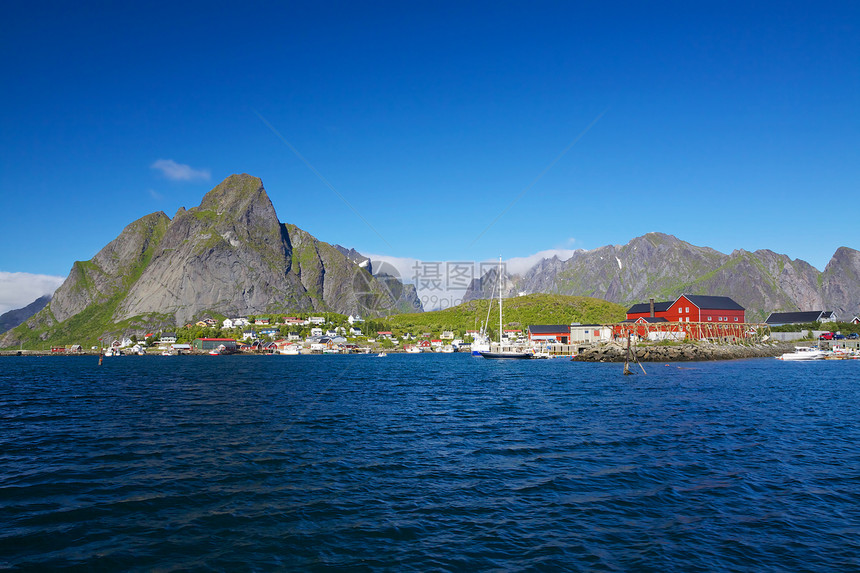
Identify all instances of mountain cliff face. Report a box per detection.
[0,295,51,334]
[465,233,859,322]
[3,174,421,346]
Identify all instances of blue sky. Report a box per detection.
[1,1,858,312]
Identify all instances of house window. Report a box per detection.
[734,317,738,321]
[685,307,690,313]
[707,316,712,321]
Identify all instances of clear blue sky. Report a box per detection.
[1,1,858,305]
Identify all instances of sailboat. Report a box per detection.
[479,256,532,359]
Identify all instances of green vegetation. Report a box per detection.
[387,294,626,337]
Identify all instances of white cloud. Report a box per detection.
[364,254,420,284]
[0,272,66,315]
[503,249,578,275]
[150,159,210,181]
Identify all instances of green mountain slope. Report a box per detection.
[388,294,626,335]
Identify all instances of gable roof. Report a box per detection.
[679,295,744,311]
[626,301,673,315]
[765,311,826,325]
[528,325,571,334]
[636,316,669,323]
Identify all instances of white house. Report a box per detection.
[159,332,177,344]
[440,331,455,340]
[308,316,326,325]
[310,327,323,337]
[350,327,362,336]
[569,324,612,343]
[348,315,364,325]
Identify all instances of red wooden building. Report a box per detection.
[528,325,571,344]
[626,295,745,324]
[620,295,747,340]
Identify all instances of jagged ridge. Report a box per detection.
[2,174,421,347]
[465,232,860,322]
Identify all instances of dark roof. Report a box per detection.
[528,325,572,334]
[637,317,669,323]
[626,301,673,315]
[680,295,744,311]
[765,311,825,325]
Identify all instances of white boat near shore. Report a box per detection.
[778,346,826,361]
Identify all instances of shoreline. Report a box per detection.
[570,341,801,362]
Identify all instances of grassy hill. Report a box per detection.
[387,294,626,337]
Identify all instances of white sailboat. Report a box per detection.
[479,256,532,359]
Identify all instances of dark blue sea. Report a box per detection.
[1,354,858,571]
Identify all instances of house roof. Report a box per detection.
[528,325,571,334]
[765,311,826,325]
[626,301,673,315]
[678,295,745,311]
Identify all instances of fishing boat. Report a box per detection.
[480,257,532,360]
[778,346,826,361]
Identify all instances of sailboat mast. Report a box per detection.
[498,256,503,345]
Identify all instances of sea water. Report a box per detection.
[1,354,858,571]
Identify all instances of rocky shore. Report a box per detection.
[571,340,799,362]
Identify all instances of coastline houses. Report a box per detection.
[193,337,238,352]
[765,310,837,326]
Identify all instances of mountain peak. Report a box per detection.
[198,174,267,213]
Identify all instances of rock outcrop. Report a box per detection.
[571,341,798,362]
[2,174,421,346]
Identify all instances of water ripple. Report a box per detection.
[1,355,859,571]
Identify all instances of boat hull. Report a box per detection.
[479,351,532,359]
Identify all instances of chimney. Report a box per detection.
[650,298,655,318]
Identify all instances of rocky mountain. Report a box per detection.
[465,233,860,322]
[2,174,421,346]
[0,295,51,334]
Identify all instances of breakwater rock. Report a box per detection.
[571,341,798,362]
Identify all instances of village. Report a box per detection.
[39,294,860,358]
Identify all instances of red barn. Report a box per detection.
[666,295,745,324]
[626,295,744,324]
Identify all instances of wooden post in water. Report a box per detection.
[623,336,633,375]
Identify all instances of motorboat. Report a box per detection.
[778,346,826,361]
